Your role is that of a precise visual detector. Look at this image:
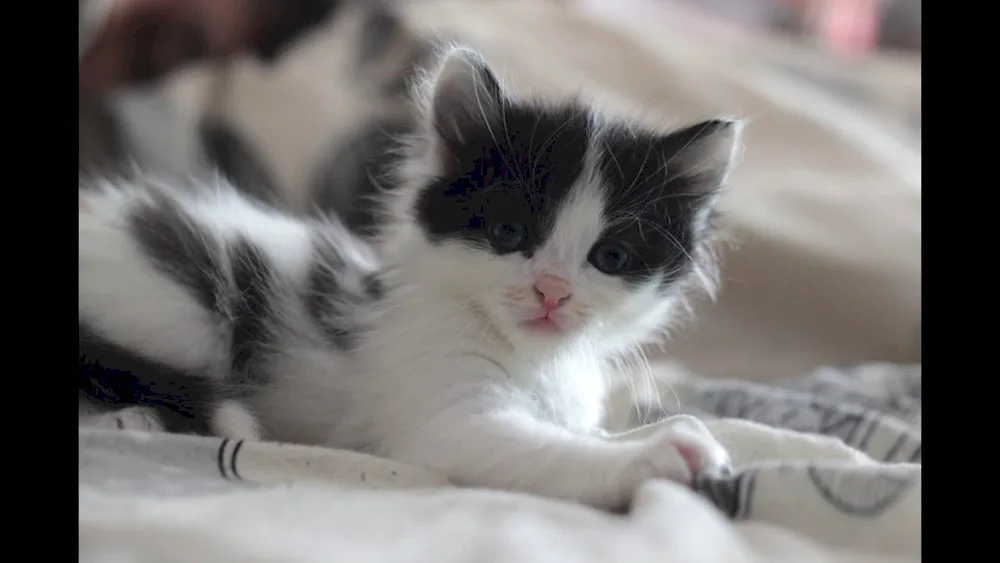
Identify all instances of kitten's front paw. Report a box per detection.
[615,415,731,500]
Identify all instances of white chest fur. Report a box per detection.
[497,354,608,434]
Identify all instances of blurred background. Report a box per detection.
[576,0,920,140]
[80,0,921,383]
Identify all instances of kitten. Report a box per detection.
[79,46,741,510]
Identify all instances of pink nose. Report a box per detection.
[534,274,572,311]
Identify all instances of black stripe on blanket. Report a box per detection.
[231,440,246,480]
[693,469,758,520]
[217,438,247,481]
[218,438,231,479]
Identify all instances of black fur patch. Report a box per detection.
[199,119,283,207]
[252,0,343,62]
[126,16,207,86]
[131,197,225,312]
[228,238,275,390]
[309,115,413,237]
[415,103,591,258]
[79,323,217,436]
[304,235,355,349]
[594,120,730,286]
[363,273,384,300]
[79,101,130,171]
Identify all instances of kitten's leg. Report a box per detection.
[209,400,262,441]
[377,359,729,510]
[386,408,729,510]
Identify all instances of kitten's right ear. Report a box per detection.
[422,47,505,168]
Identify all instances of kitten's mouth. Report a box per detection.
[522,316,564,333]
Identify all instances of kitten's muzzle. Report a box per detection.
[533,274,572,312]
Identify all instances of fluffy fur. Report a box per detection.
[79,46,742,510]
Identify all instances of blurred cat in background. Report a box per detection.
[79,0,424,234]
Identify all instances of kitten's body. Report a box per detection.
[80,47,741,509]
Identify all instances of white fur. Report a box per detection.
[211,400,263,441]
[78,47,735,510]
[79,182,226,376]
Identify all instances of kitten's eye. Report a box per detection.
[488,221,527,252]
[588,240,631,274]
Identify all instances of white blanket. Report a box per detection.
[79,363,920,562]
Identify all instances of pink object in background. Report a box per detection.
[817,0,878,58]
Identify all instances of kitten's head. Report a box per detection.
[388,47,742,353]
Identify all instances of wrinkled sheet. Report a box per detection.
[79,363,920,562]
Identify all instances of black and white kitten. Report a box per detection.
[79,47,741,510]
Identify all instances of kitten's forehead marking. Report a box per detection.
[534,150,606,276]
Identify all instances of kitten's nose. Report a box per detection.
[534,274,572,311]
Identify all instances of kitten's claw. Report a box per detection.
[616,415,731,497]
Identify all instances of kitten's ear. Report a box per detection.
[660,119,744,193]
[424,47,504,159]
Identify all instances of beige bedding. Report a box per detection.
[80,362,921,562]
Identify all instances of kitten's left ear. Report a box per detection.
[424,47,505,157]
[660,118,744,193]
